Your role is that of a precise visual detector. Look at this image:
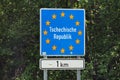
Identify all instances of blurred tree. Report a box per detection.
[0,0,119,80]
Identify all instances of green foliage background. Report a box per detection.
[0,0,120,80]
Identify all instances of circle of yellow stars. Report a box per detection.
[43,11,83,54]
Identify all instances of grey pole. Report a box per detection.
[44,56,48,80]
[44,69,47,80]
[77,70,81,80]
[77,56,81,80]
[76,0,81,79]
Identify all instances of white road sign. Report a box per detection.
[39,58,85,70]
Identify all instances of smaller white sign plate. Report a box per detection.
[39,58,85,70]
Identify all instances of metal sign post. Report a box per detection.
[43,56,47,80]
[44,70,47,80]
[77,56,81,80]
[77,70,81,80]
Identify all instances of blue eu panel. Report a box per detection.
[40,8,85,56]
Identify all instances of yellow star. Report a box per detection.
[46,39,50,44]
[76,39,80,44]
[69,45,73,51]
[61,12,65,17]
[75,21,80,26]
[78,31,82,35]
[61,48,65,53]
[43,30,48,35]
[52,45,57,50]
[52,14,56,19]
[46,21,50,26]
[70,14,74,19]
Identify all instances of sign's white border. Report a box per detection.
[40,8,85,56]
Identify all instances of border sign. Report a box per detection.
[40,8,85,56]
[39,58,85,70]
